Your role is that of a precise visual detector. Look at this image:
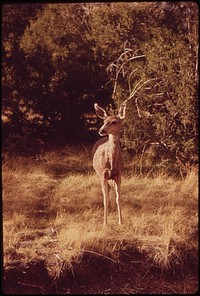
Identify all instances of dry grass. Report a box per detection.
[2,147,198,279]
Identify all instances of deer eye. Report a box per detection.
[111,120,117,125]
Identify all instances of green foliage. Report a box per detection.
[2,2,198,174]
[2,4,45,141]
[88,2,198,172]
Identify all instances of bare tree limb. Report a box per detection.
[128,54,145,61]
[124,78,157,104]
[128,68,138,93]
[106,45,158,118]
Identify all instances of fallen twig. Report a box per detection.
[82,249,117,263]
[17,281,46,294]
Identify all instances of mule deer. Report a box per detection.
[92,47,156,226]
[92,103,126,226]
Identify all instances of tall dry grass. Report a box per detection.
[2,147,198,277]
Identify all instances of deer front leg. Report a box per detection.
[101,177,109,227]
[114,176,122,225]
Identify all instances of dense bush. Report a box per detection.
[2,3,198,172]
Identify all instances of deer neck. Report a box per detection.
[107,134,121,170]
[108,134,120,146]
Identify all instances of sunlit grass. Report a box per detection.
[2,147,198,277]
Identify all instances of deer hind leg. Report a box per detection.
[101,177,109,227]
[113,176,122,225]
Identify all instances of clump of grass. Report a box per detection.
[3,153,56,216]
[43,146,93,176]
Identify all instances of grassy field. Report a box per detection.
[2,146,198,293]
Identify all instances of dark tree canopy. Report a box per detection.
[2,2,198,174]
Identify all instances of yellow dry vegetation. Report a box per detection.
[2,147,198,278]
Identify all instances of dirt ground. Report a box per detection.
[3,247,198,294]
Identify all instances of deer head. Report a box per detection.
[94,103,126,137]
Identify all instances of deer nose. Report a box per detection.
[99,128,106,136]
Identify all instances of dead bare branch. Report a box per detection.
[106,45,158,118]
[128,68,138,93]
[106,46,146,99]
[128,54,145,61]
[124,78,157,104]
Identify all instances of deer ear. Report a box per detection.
[118,103,126,119]
[94,103,108,119]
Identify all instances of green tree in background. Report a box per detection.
[19,3,112,144]
[87,2,198,173]
[2,4,44,143]
[2,2,198,174]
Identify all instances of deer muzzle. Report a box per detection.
[99,128,107,136]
